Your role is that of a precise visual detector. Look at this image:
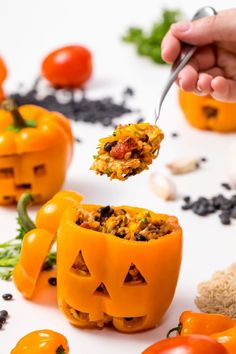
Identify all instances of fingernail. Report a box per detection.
[171,22,191,32]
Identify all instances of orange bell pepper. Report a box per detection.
[167,311,236,337]
[11,329,69,353]
[0,99,73,205]
[168,311,236,354]
[0,57,7,102]
[13,191,182,333]
[211,326,236,354]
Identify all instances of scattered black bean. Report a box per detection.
[11,82,133,127]
[74,136,82,143]
[123,87,134,96]
[221,183,232,191]
[201,157,207,162]
[104,141,117,152]
[48,277,57,286]
[183,196,191,203]
[0,310,9,330]
[181,193,236,225]
[2,293,13,301]
[171,132,179,138]
[0,316,6,324]
[0,310,8,318]
[136,117,145,124]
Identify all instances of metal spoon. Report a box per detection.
[154,6,217,123]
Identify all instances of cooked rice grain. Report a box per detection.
[195,263,236,319]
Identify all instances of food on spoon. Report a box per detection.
[91,123,164,180]
[11,329,69,353]
[0,99,73,205]
[13,191,182,333]
[41,45,92,88]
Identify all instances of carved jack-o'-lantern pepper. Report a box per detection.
[179,90,236,132]
[0,100,73,205]
[13,191,182,333]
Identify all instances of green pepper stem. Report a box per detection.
[166,323,182,338]
[17,193,36,232]
[2,99,27,129]
[56,346,66,354]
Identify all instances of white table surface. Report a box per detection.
[1,0,236,353]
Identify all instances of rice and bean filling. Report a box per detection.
[91,123,164,179]
[75,205,172,241]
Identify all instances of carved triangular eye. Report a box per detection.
[124,263,147,285]
[71,251,90,276]
[94,283,110,298]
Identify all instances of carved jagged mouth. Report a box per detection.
[63,300,146,330]
[202,106,218,119]
[16,183,32,190]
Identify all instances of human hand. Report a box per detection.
[161,9,236,102]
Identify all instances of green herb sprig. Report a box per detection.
[122,9,182,64]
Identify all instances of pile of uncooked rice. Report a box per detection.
[195,263,236,319]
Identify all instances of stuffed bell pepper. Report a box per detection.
[13,191,182,333]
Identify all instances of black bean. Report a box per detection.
[140,134,149,142]
[171,132,178,138]
[2,294,13,301]
[0,310,8,318]
[0,316,6,324]
[136,118,145,124]
[115,233,126,239]
[201,157,207,162]
[183,196,191,203]
[98,206,114,218]
[221,183,232,191]
[48,277,57,286]
[135,234,148,242]
[231,206,236,219]
[123,87,134,96]
[182,204,193,210]
[104,141,117,152]
[219,212,231,225]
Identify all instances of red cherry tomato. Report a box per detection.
[142,335,229,354]
[41,45,92,88]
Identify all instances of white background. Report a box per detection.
[1,0,236,353]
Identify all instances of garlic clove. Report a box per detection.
[150,173,177,201]
[166,157,200,175]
